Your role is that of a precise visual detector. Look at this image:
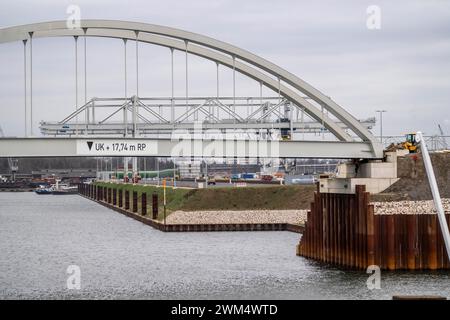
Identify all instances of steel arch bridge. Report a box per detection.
[0,20,383,159]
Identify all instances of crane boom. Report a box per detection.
[0,125,18,181]
[438,124,448,149]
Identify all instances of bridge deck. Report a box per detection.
[0,137,380,159]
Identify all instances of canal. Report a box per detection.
[0,192,449,299]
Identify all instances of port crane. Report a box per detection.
[0,125,18,181]
[438,124,448,150]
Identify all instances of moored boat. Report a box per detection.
[34,185,54,195]
[52,185,78,195]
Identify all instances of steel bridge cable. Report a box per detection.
[185,40,189,120]
[29,32,33,136]
[22,39,27,137]
[83,28,88,135]
[74,36,78,136]
[216,62,219,120]
[123,39,128,136]
[171,47,174,122]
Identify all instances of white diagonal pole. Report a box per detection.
[417,131,450,260]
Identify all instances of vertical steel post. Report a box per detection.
[135,31,139,97]
[152,193,158,219]
[260,81,263,140]
[29,32,33,136]
[132,191,138,213]
[83,29,88,136]
[157,157,160,186]
[205,161,208,189]
[142,192,147,216]
[216,62,220,119]
[232,55,236,121]
[132,96,137,137]
[125,190,130,210]
[278,78,281,120]
[83,28,87,104]
[123,39,128,136]
[91,98,95,124]
[23,39,27,137]
[173,160,176,188]
[301,108,305,140]
[74,36,79,136]
[171,47,174,122]
[99,157,102,179]
[185,40,189,117]
[122,77,127,180]
[163,179,167,225]
[259,81,263,122]
[417,131,450,260]
[134,31,139,136]
[289,102,294,139]
[85,101,89,134]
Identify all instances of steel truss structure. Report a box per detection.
[39,96,376,138]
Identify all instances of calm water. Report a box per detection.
[0,192,449,300]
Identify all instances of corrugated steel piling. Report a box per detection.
[118,189,123,208]
[125,190,130,210]
[132,191,138,213]
[152,193,158,219]
[297,184,450,270]
[142,192,147,216]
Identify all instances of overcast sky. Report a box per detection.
[0,0,449,138]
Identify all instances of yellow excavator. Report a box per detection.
[403,133,418,153]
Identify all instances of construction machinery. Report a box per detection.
[386,132,419,153]
[404,133,418,153]
[0,125,19,181]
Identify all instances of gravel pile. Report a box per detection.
[372,198,450,215]
[165,199,450,224]
[165,210,308,225]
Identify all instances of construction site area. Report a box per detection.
[1,13,450,302]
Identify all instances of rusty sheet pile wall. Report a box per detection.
[77,183,304,233]
[297,185,450,270]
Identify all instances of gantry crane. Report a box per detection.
[438,124,448,150]
[0,125,18,181]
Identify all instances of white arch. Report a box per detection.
[0,20,383,157]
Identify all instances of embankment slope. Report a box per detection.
[373,152,450,201]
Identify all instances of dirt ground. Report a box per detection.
[372,152,450,202]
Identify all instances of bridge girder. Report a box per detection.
[0,138,380,159]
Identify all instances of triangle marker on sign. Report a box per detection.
[87,141,94,151]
